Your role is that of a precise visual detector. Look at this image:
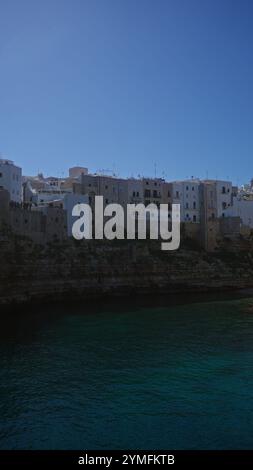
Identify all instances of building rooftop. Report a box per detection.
[0,158,14,165]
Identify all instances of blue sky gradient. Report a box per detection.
[0,0,252,184]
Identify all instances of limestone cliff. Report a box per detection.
[0,236,253,305]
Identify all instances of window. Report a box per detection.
[222,186,226,194]
[186,186,189,191]
[193,215,197,222]
[136,191,139,197]
[0,173,2,177]
[186,203,189,209]
[192,186,195,191]
[193,202,196,209]
[176,191,179,198]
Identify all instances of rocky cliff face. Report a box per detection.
[1,236,253,305]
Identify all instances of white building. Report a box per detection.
[0,158,22,203]
[127,178,144,204]
[225,197,253,228]
[215,180,233,218]
[63,193,89,236]
[35,189,71,205]
[32,192,89,237]
[142,178,164,206]
[171,180,200,222]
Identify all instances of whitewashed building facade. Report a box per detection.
[0,159,22,203]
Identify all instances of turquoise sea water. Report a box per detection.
[1,295,253,450]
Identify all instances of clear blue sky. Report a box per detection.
[0,0,252,184]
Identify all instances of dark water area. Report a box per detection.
[1,293,253,450]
